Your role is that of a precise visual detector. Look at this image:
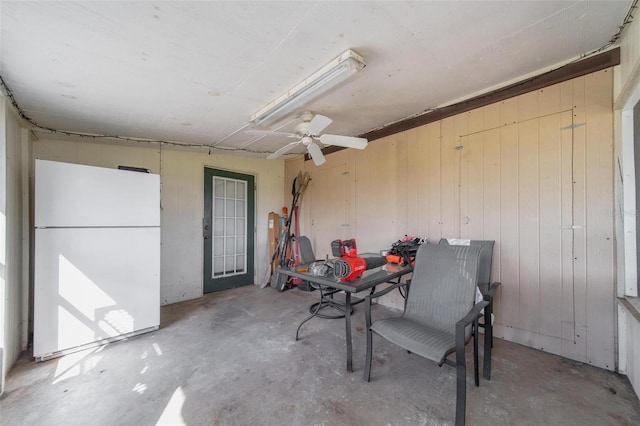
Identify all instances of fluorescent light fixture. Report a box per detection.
[251,49,365,126]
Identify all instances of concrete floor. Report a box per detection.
[2,285,639,426]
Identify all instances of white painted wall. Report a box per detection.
[0,95,31,394]
[614,13,640,399]
[32,140,284,305]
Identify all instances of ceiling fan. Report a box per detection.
[248,111,368,166]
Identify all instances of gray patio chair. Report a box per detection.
[364,243,487,426]
[439,238,500,380]
[293,236,353,341]
[292,235,316,265]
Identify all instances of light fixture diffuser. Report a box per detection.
[251,49,365,126]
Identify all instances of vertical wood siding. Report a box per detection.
[287,69,615,370]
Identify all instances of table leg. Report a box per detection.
[295,285,324,340]
[345,292,352,372]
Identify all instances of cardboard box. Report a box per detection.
[268,211,280,260]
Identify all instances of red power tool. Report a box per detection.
[331,239,387,281]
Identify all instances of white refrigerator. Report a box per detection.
[34,159,161,361]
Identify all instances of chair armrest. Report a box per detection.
[454,301,489,374]
[478,281,501,301]
[484,282,501,300]
[456,301,489,330]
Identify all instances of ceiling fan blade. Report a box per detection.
[318,134,368,150]
[246,130,298,138]
[307,142,326,166]
[267,140,301,159]
[307,114,333,136]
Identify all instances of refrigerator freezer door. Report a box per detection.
[34,227,160,359]
[35,159,160,228]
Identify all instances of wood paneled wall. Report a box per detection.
[286,69,615,370]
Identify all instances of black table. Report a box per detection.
[276,259,414,372]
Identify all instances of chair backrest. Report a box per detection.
[439,239,494,287]
[292,236,316,264]
[473,240,494,287]
[405,244,481,334]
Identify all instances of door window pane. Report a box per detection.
[214,178,225,197]
[214,256,224,276]
[225,237,235,255]
[236,255,245,272]
[214,219,224,236]
[226,181,236,198]
[236,200,245,218]
[226,200,235,217]
[237,182,246,199]
[211,176,249,278]
[236,218,245,236]
[225,256,235,273]
[226,219,235,235]
[214,237,224,254]
[214,199,224,217]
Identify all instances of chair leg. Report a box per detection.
[483,301,493,380]
[364,328,373,382]
[490,300,495,348]
[455,324,467,426]
[473,320,479,387]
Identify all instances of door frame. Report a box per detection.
[203,167,255,293]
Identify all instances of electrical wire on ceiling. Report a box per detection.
[596,0,638,54]
[0,74,273,155]
[364,0,639,136]
[1,0,637,151]
[463,0,638,102]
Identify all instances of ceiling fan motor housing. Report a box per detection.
[294,121,311,136]
[300,110,315,123]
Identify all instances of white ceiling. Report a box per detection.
[0,1,633,158]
